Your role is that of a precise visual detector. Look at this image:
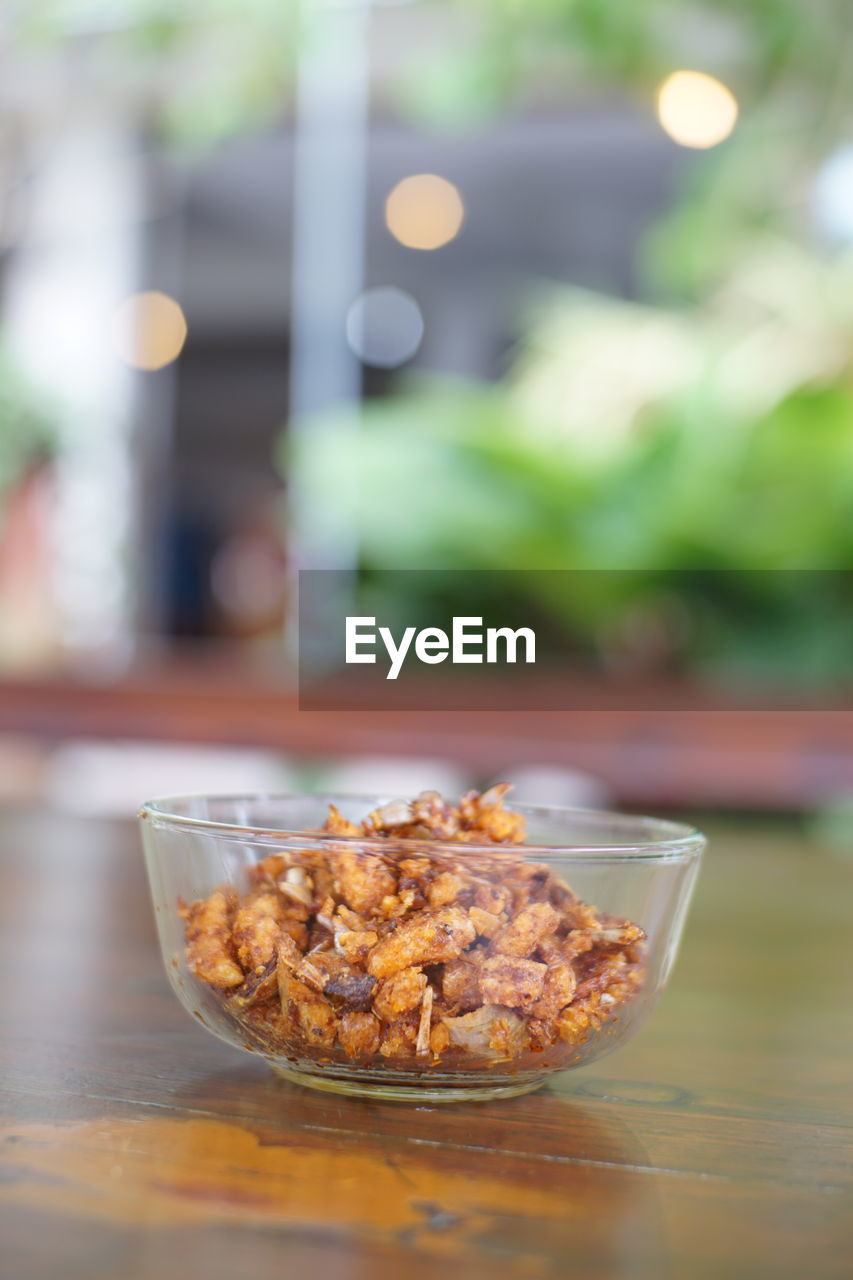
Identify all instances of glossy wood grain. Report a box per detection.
[1,811,851,1279]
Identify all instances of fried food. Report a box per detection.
[181,787,645,1071]
[182,889,244,989]
[366,906,477,979]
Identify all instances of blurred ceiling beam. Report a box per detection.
[1,668,851,811]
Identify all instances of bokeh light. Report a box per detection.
[656,70,738,149]
[345,287,424,367]
[111,291,188,371]
[385,174,465,250]
[813,145,853,244]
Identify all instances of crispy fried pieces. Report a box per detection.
[182,787,645,1068]
[373,966,427,1020]
[479,955,546,1006]
[183,889,244,989]
[367,907,476,979]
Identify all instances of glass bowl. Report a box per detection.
[139,794,704,1103]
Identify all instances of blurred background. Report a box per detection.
[1,0,853,826]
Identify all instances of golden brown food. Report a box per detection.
[479,955,546,1006]
[373,967,428,1020]
[366,906,477,979]
[181,788,646,1072]
[181,889,244,989]
[232,892,285,975]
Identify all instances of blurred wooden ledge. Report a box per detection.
[0,663,852,809]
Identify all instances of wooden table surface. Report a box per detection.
[1,809,851,1279]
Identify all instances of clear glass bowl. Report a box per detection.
[139,794,704,1102]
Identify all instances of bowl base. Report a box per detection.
[271,1063,546,1103]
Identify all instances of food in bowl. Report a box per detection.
[179,787,646,1076]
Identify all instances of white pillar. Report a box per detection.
[288,0,372,572]
[4,118,142,670]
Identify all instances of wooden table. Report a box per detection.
[1,810,851,1279]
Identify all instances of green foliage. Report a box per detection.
[398,0,853,294]
[421,0,849,97]
[12,0,300,147]
[293,240,853,686]
[10,0,853,312]
[13,0,853,174]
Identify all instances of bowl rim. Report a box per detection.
[138,792,705,862]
